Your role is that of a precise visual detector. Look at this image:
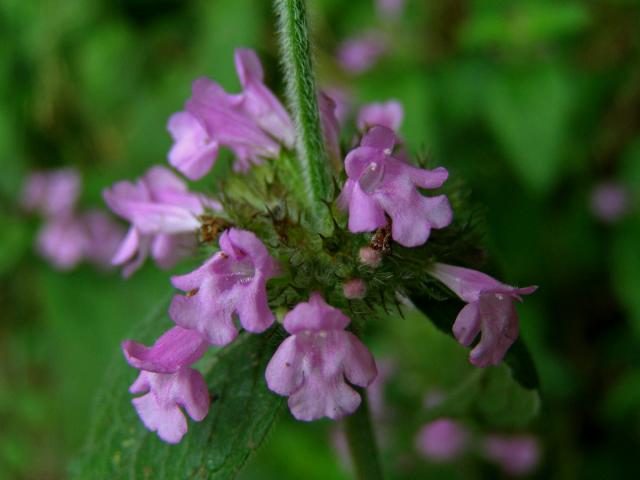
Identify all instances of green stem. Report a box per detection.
[274,0,332,231]
[344,390,384,480]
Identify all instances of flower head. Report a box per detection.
[357,100,403,132]
[429,263,537,367]
[129,368,210,444]
[104,166,217,276]
[415,419,470,462]
[265,293,377,421]
[338,126,452,247]
[169,228,279,346]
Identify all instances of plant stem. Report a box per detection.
[274,0,332,231]
[344,390,384,480]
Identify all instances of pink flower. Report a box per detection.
[265,292,377,421]
[357,100,403,132]
[482,435,540,475]
[590,181,630,223]
[429,263,537,367]
[129,368,209,444]
[167,111,219,181]
[36,215,88,271]
[338,126,452,247]
[122,326,210,374]
[234,48,295,148]
[169,228,279,346]
[337,33,388,74]
[170,49,294,178]
[21,168,81,217]
[104,166,217,276]
[415,419,470,462]
[123,326,211,444]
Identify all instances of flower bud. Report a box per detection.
[359,246,381,268]
[343,278,366,299]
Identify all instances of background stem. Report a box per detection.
[344,390,385,480]
[274,0,332,231]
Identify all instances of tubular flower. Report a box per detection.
[122,326,210,444]
[338,126,452,247]
[357,100,403,132]
[104,165,218,277]
[265,292,377,421]
[129,369,210,444]
[428,263,537,367]
[169,228,279,346]
[170,49,294,178]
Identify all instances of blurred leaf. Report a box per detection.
[602,369,640,422]
[72,300,284,479]
[612,218,640,337]
[460,1,589,49]
[410,296,540,390]
[0,213,29,275]
[421,362,540,430]
[483,66,573,194]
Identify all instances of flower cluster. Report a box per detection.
[21,168,124,270]
[109,48,536,444]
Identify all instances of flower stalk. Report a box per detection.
[344,389,384,480]
[274,0,332,232]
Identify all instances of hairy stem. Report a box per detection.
[344,390,384,480]
[274,0,332,231]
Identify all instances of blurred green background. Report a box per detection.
[1,0,639,478]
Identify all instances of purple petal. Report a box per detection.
[343,332,377,387]
[122,326,209,374]
[288,376,361,421]
[347,184,387,233]
[265,336,304,395]
[357,100,403,132]
[361,125,396,151]
[283,293,350,334]
[452,302,481,347]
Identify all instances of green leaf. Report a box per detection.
[71,301,285,479]
[421,364,540,430]
[483,66,573,195]
[409,295,540,390]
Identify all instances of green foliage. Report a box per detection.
[72,301,284,479]
[483,65,573,194]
